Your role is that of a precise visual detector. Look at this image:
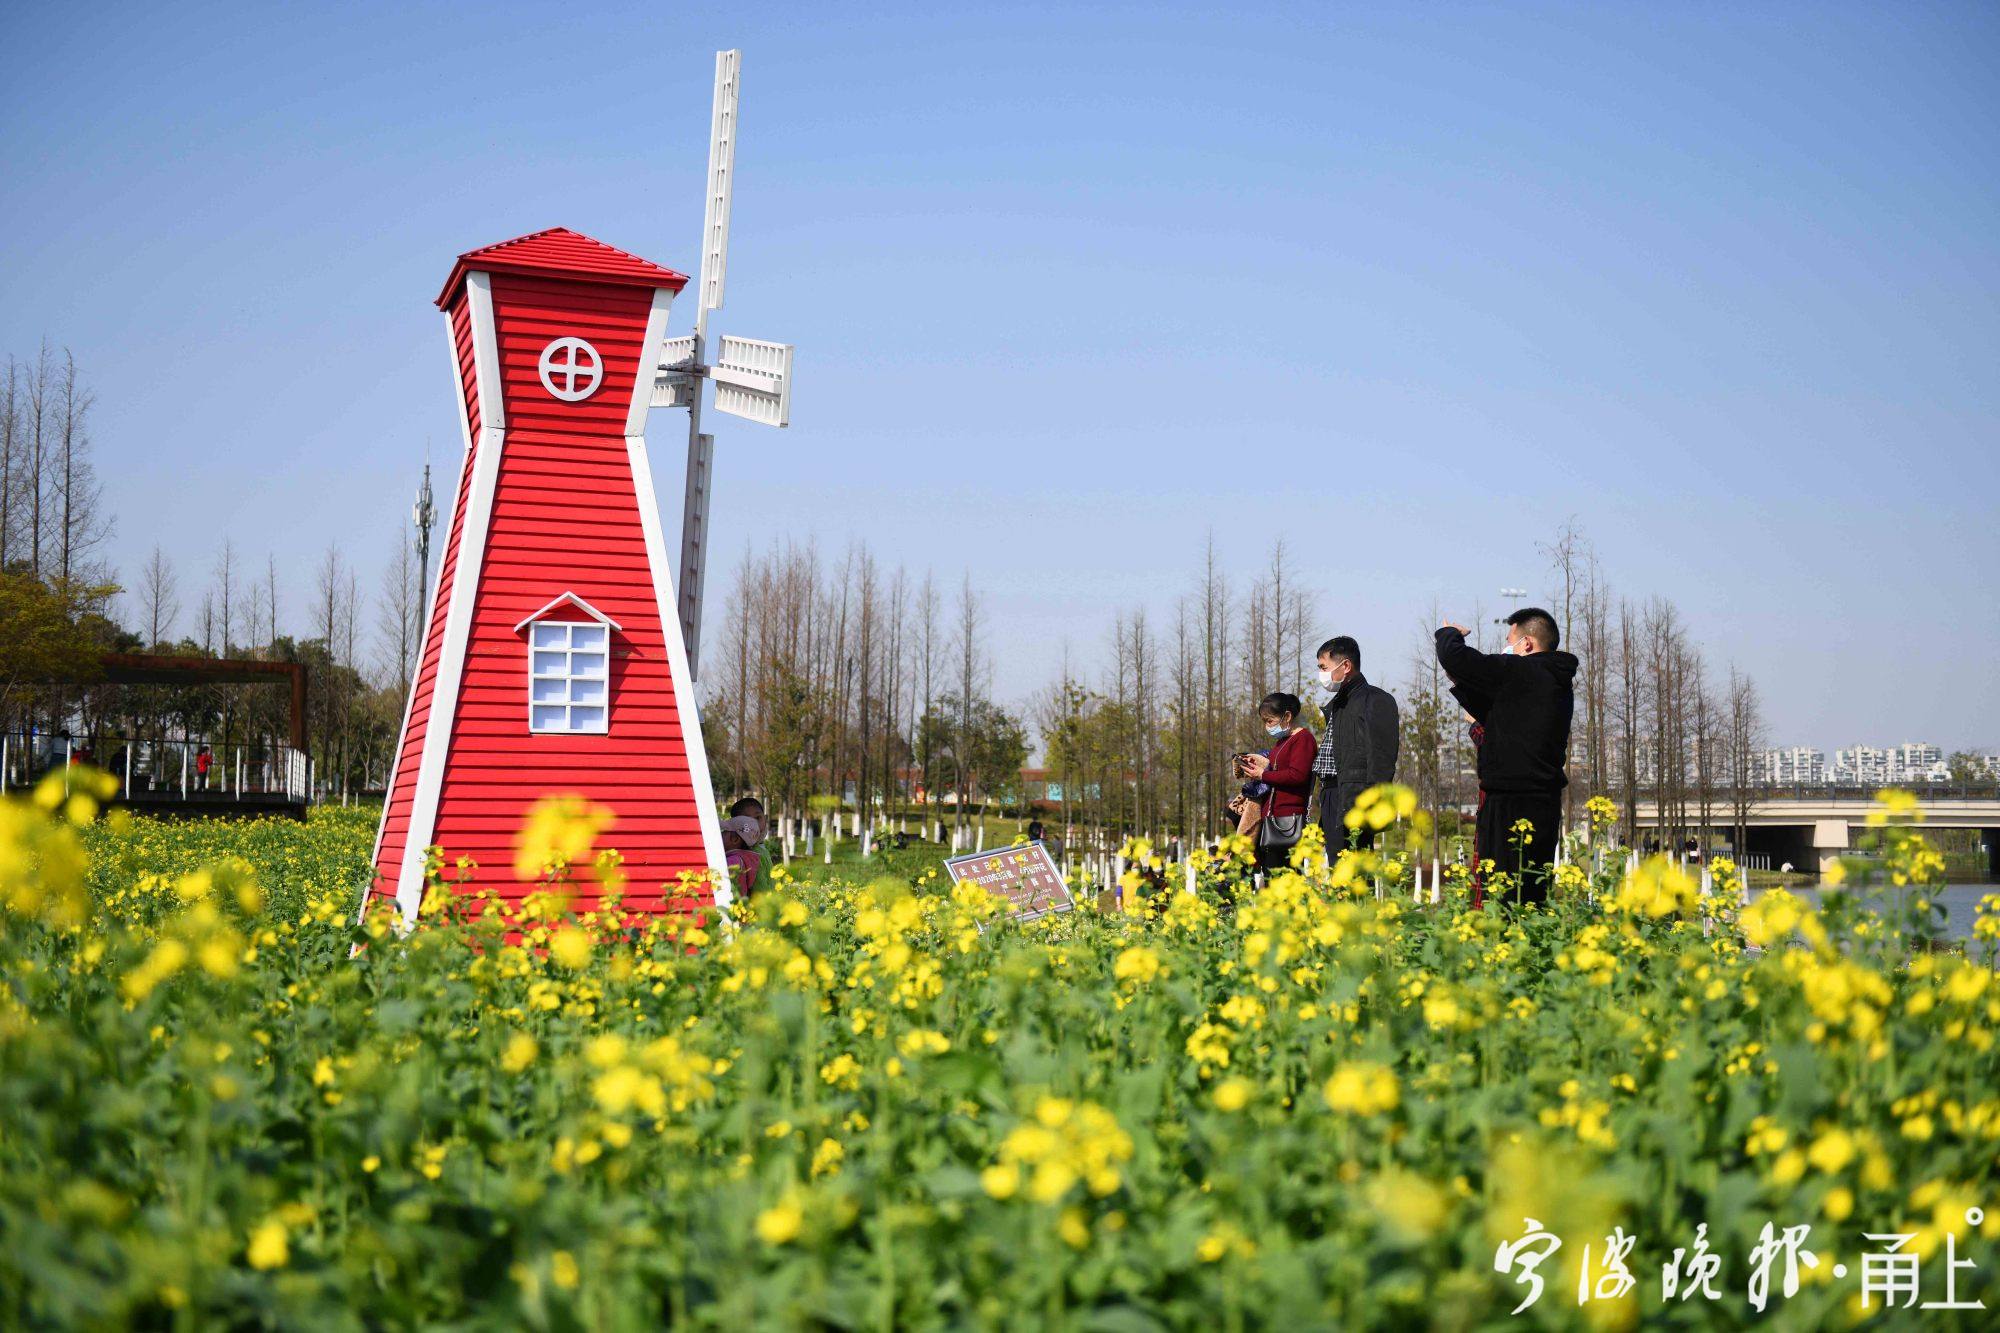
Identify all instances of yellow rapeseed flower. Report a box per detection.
[514,794,617,880]
[1058,1207,1090,1249]
[755,1198,804,1245]
[1325,1061,1399,1116]
[246,1219,288,1270]
[549,926,591,970]
[1806,1128,1855,1175]
[981,1163,1020,1199]
[501,1032,538,1074]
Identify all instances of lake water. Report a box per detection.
[1746,882,1997,944]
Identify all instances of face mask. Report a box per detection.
[1316,667,1334,686]
[1265,722,1287,737]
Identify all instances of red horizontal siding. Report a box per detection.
[488,273,656,439]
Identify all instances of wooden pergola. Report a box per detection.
[98,652,309,751]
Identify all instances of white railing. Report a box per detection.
[0,733,311,804]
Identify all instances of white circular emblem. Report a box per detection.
[537,337,603,402]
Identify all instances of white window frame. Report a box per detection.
[515,593,622,737]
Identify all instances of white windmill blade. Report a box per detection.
[697,49,741,318]
[710,334,793,428]
[651,334,697,408]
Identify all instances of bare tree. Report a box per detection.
[1725,668,1765,859]
[1613,599,1642,842]
[915,571,941,834]
[213,540,238,658]
[264,553,280,648]
[52,349,105,588]
[952,571,986,836]
[341,567,361,797]
[25,341,50,576]
[0,355,19,568]
[1198,535,1232,840]
[1540,519,1588,821]
[1575,549,1612,804]
[1690,655,1718,852]
[137,546,179,647]
[376,535,420,698]
[852,546,879,829]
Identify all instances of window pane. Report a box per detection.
[570,624,607,651]
[569,705,605,731]
[570,678,604,704]
[532,676,568,703]
[532,622,568,648]
[570,652,606,677]
[532,651,567,676]
[530,704,567,732]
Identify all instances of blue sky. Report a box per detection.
[2,1,1995,752]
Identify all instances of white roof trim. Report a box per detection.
[513,592,623,634]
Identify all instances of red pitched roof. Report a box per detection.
[435,227,689,308]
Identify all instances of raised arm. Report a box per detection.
[1435,625,1510,695]
[1449,681,1494,723]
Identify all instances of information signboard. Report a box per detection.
[943,841,1074,923]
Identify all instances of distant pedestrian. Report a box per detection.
[726,796,770,895]
[1028,819,1066,864]
[1310,636,1401,848]
[728,795,766,839]
[195,745,213,792]
[1435,609,1577,907]
[720,815,764,900]
[1236,691,1317,871]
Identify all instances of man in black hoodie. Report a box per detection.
[1435,608,1578,906]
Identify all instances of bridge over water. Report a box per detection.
[1631,793,2000,876]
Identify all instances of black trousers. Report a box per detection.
[1475,790,1562,906]
[1317,782,1376,853]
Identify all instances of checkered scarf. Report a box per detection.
[1312,684,1342,779]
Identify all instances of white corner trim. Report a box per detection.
[465,272,506,432]
[513,591,623,634]
[625,287,677,437]
[624,429,729,903]
[361,308,480,921]
[395,282,509,919]
[394,422,505,922]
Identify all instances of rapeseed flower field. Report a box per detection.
[2,776,1995,1329]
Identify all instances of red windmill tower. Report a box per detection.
[368,227,725,923]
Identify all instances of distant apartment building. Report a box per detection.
[1761,747,1825,786]
[1733,743,1982,788]
[1827,742,1948,786]
[1890,742,1944,782]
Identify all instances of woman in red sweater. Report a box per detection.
[1239,692,1318,870]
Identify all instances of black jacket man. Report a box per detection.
[1311,636,1400,847]
[1435,609,1577,905]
